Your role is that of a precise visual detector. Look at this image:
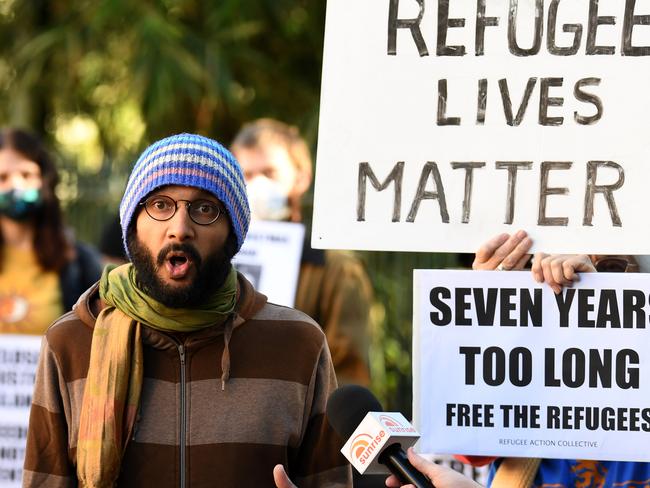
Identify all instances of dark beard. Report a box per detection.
[128,236,232,308]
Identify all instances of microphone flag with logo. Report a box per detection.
[326,385,431,487]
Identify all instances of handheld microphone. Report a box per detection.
[326,385,433,488]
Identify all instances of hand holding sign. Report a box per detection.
[474,231,596,294]
[472,230,532,271]
[532,253,596,294]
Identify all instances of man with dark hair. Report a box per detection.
[23,133,351,487]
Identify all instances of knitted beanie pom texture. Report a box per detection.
[119,133,250,256]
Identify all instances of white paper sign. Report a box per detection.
[233,221,305,307]
[0,335,41,486]
[313,0,650,254]
[413,270,650,462]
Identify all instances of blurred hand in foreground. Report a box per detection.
[273,465,297,488]
[385,448,483,488]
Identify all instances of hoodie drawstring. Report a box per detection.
[221,313,245,390]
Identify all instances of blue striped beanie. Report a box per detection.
[119,133,250,255]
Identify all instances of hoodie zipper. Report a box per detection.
[178,343,187,488]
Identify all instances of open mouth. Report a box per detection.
[165,251,193,279]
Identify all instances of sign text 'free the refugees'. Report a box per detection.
[413,270,650,461]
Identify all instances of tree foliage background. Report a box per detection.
[0,0,459,414]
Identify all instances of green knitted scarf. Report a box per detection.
[99,263,238,332]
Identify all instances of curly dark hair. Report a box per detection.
[0,128,71,272]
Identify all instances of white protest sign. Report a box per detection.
[233,221,305,307]
[413,270,650,462]
[313,0,650,254]
[0,335,41,486]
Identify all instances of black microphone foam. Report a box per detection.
[326,384,383,440]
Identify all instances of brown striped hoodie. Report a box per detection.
[23,273,352,487]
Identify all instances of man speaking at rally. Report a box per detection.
[21,133,351,487]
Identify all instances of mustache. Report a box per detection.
[156,243,202,267]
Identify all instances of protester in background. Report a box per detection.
[466,230,650,487]
[232,118,374,386]
[98,214,128,265]
[0,128,101,334]
[23,133,350,487]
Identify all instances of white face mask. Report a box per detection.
[246,176,291,221]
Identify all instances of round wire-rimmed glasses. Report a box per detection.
[140,195,222,225]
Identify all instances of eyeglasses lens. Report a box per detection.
[189,200,221,224]
[144,196,221,225]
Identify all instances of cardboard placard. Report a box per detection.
[233,221,305,307]
[0,335,41,486]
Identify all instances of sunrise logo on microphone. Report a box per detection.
[379,414,417,433]
[349,431,386,464]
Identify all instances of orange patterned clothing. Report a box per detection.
[0,246,63,334]
[488,459,650,487]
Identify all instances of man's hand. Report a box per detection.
[273,464,297,488]
[385,448,483,488]
[473,230,532,271]
[531,253,595,294]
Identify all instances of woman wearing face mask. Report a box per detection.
[0,128,102,334]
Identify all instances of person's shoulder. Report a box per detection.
[323,250,373,294]
[325,249,361,265]
[38,308,94,384]
[44,308,93,353]
[249,302,325,341]
[324,250,368,275]
[251,302,320,328]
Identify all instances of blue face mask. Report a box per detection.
[0,188,42,221]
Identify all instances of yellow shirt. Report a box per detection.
[0,246,63,335]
